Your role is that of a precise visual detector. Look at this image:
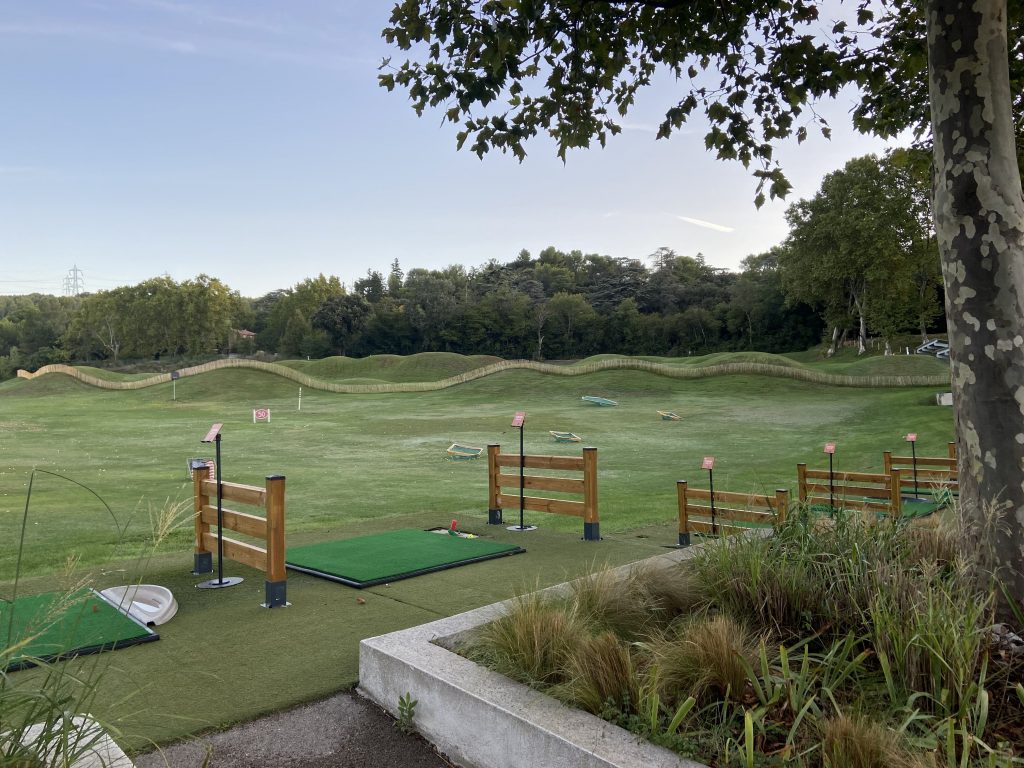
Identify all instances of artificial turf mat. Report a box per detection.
[285,528,526,588]
[1,589,157,672]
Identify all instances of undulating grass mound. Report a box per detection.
[279,352,504,383]
[13,351,951,393]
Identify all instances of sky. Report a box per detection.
[0,1,904,299]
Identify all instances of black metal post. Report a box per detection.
[708,467,716,534]
[196,424,242,589]
[828,452,835,516]
[911,440,919,496]
[519,422,525,530]
[214,434,225,584]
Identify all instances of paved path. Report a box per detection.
[133,691,450,768]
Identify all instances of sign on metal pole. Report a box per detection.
[824,442,836,514]
[702,457,717,532]
[906,433,919,495]
[508,411,535,532]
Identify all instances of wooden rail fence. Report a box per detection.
[487,444,600,540]
[676,482,789,545]
[797,464,902,517]
[883,442,958,496]
[193,472,287,607]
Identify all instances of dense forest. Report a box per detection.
[0,153,948,378]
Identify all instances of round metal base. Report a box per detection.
[506,525,538,532]
[196,576,244,589]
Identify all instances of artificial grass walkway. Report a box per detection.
[4,512,678,752]
[1,588,156,672]
[286,528,525,588]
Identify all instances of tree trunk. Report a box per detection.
[928,0,1024,614]
[826,326,840,357]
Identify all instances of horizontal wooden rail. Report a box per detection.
[200,479,266,507]
[682,504,775,525]
[200,532,267,572]
[488,444,599,539]
[494,454,585,471]
[199,506,268,539]
[496,494,585,517]
[802,482,895,499]
[496,473,585,494]
[801,469,894,483]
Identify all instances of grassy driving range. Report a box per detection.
[0,351,954,750]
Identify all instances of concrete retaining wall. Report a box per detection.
[359,548,708,768]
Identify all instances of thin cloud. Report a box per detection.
[675,215,735,233]
[0,165,55,178]
[124,0,287,35]
[0,20,367,71]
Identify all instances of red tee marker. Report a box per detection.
[702,456,715,470]
[824,442,836,454]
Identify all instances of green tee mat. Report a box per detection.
[1,589,158,672]
[286,528,526,588]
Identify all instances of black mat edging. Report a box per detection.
[286,545,526,589]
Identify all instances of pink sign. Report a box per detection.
[905,433,917,442]
[511,411,525,428]
[702,456,715,470]
[824,442,836,454]
[203,423,223,443]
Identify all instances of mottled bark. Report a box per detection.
[928,0,1024,612]
[827,325,840,357]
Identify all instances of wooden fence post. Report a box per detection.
[264,475,287,608]
[882,450,893,475]
[487,444,502,524]
[797,463,808,504]
[948,441,957,459]
[890,469,903,518]
[775,488,789,524]
[582,447,599,540]
[677,481,690,546]
[192,469,212,574]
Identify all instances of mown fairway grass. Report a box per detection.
[0,352,955,750]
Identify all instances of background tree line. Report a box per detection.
[0,152,946,378]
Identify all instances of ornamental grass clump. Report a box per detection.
[644,615,761,705]
[568,561,703,641]
[464,505,1024,766]
[819,714,931,768]
[468,590,586,688]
